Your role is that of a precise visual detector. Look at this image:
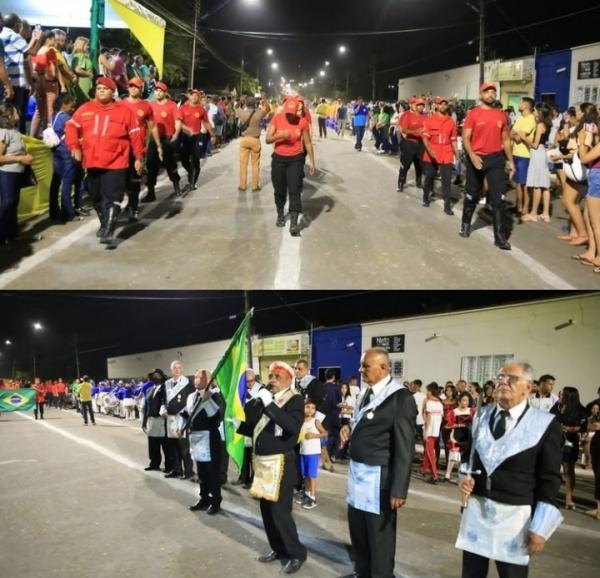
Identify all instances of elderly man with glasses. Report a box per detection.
[236,361,306,575]
[457,361,563,578]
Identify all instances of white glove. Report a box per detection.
[159,405,167,417]
[225,417,241,429]
[257,388,273,407]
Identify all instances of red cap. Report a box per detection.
[283,97,299,115]
[435,96,448,105]
[128,78,143,89]
[155,82,168,92]
[410,97,425,106]
[96,76,117,91]
[480,82,497,93]
[189,89,203,96]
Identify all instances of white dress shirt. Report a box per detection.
[493,398,528,436]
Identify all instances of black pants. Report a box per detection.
[58,393,66,409]
[271,153,305,214]
[146,136,180,189]
[260,452,306,561]
[398,140,424,188]
[12,86,30,134]
[34,402,45,419]
[148,436,168,469]
[464,152,506,210]
[423,161,453,204]
[86,168,127,220]
[81,401,95,424]
[462,551,528,578]
[125,154,142,211]
[180,133,203,185]
[348,465,396,578]
[354,126,366,151]
[318,117,327,138]
[591,433,600,500]
[239,446,254,485]
[166,436,194,476]
[197,438,222,506]
[220,440,229,484]
[326,424,341,458]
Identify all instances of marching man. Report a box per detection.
[457,361,563,578]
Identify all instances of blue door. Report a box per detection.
[535,50,571,110]
[311,325,362,383]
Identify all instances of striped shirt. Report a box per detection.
[0,27,27,88]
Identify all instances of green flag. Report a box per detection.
[90,0,106,74]
[212,310,253,472]
[0,389,36,412]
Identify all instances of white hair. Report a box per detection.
[170,360,183,371]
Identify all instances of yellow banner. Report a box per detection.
[107,0,166,78]
[18,136,52,223]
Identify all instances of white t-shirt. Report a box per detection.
[413,391,426,426]
[529,393,558,413]
[424,399,444,438]
[300,417,321,455]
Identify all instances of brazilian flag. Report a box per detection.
[0,389,36,412]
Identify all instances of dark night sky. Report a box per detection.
[0,291,581,380]
[164,0,600,95]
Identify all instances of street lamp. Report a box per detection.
[271,62,278,71]
[266,48,273,56]
[32,322,43,378]
[339,45,347,54]
[5,339,11,345]
[33,322,42,331]
[325,61,330,67]
[319,70,326,77]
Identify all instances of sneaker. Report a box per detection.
[302,497,317,510]
[294,490,306,505]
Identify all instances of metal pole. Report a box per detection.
[74,333,81,378]
[345,69,350,100]
[479,0,485,85]
[244,291,252,367]
[240,43,245,97]
[33,345,36,379]
[190,0,200,87]
[371,55,376,102]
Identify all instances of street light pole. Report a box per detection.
[190,0,201,87]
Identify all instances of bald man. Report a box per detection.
[340,348,417,578]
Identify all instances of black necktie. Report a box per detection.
[493,410,509,440]
[361,388,373,409]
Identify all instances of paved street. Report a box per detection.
[1,130,599,290]
[1,408,598,578]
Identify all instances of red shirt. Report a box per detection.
[150,99,179,138]
[399,111,425,142]
[57,382,66,394]
[463,106,508,155]
[34,384,46,403]
[271,113,310,157]
[122,98,154,147]
[422,113,458,164]
[66,100,144,169]
[178,104,209,135]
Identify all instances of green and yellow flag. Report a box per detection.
[0,389,36,412]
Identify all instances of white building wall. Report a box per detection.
[361,293,600,403]
[570,43,600,107]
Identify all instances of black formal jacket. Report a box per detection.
[141,383,166,429]
[471,409,562,507]
[165,377,195,415]
[238,391,304,456]
[180,389,225,432]
[298,377,326,412]
[349,387,417,499]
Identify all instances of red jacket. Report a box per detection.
[66,100,144,170]
[422,113,458,164]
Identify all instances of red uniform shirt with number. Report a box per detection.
[271,113,310,157]
[65,100,144,170]
[122,99,154,151]
[399,111,425,142]
[422,113,458,164]
[150,99,179,138]
[463,106,507,155]
[178,104,209,136]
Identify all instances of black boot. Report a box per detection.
[143,187,156,203]
[397,177,405,193]
[459,203,476,238]
[96,209,107,238]
[275,207,286,228]
[444,200,454,216]
[492,208,511,250]
[100,205,121,244]
[173,181,182,197]
[416,176,423,189]
[127,207,139,223]
[289,212,301,237]
[422,191,430,207]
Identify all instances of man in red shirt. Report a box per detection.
[56,377,66,410]
[122,77,162,221]
[460,83,516,250]
[66,76,144,244]
[177,89,215,192]
[146,82,182,201]
[33,378,46,420]
[397,97,425,192]
[422,96,459,214]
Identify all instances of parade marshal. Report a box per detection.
[457,361,563,578]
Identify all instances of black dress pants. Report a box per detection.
[148,436,168,468]
[318,117,327,138]
[423,161,453,204]
[271,153,305,214]
[125,153,142,211]
[464,152,507,210]
[86,168,127,218]
[166,436,194,476]
[239,446,254,485]
[146,136,180,189]
[180,133,203,185]
[259,452,306,561]
[348,465,396,578]
[81,401,95,424]
[398,140,424,187]
[462,551,528,578]
[197,437,222,506]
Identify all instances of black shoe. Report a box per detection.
[127,208,139,223]
[189,500,210,511]
[231,480,244,486]
[444,205,454,216]
[173,182,182,197]
[242,483,252,489]
[398,182,404,192]
[142,188,156,203]
[459,223,471,238]
[206,504,220,515]
[453,177,462,185]
[422,200,430,207]
[257,551,282,563]
[282,559,305,575]
[492,208,511,251]
[164,471,180,478]
[289,212,301,237]
[276,208,286,228]
[416,178,423,189]
[144,466,160,471]
[100,205,121,244]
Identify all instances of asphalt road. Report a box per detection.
[1,130,599,290]
[1,408,598,578]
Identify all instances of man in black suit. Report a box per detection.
[458,361,563,578]
[294,359,325,410]
[141,368,169,472]
[340,347,417,578]
[237,361,307,575]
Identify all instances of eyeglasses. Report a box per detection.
[495,373,523,385]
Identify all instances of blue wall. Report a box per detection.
[311,325,362,383]
[535,50,571,110]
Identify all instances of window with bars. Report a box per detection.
[390,359,404,380]
[460,354,514,384]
